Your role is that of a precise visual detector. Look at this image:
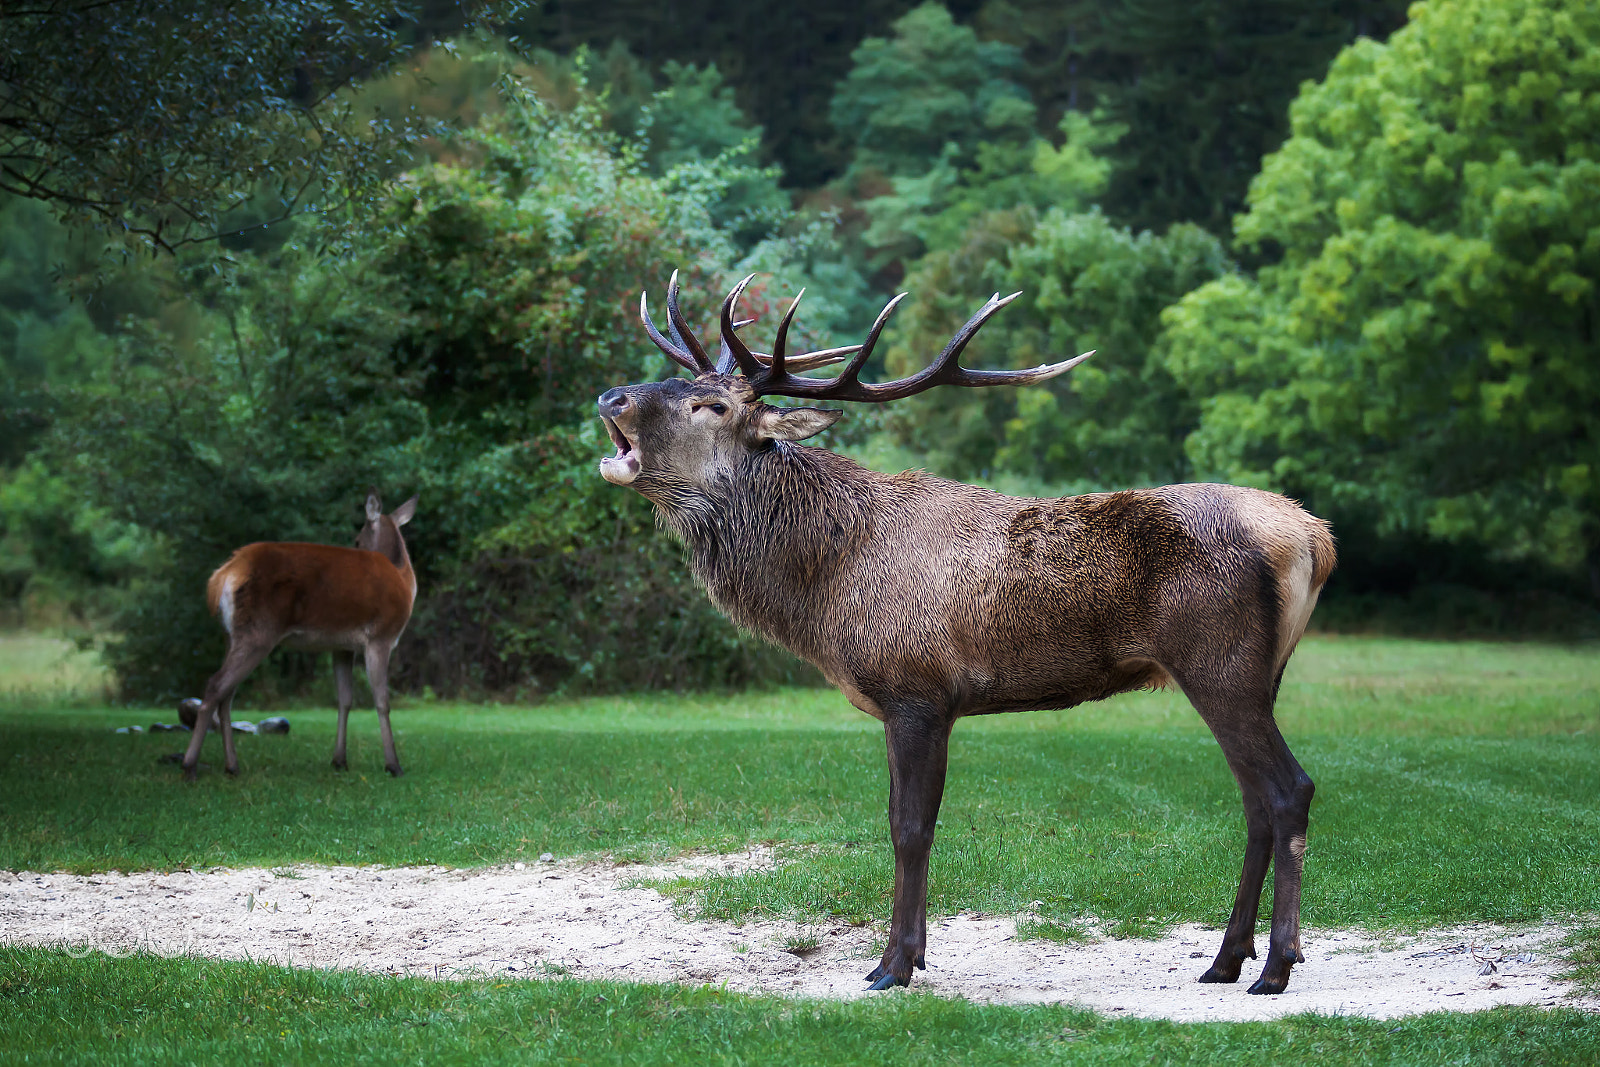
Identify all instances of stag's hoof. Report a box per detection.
[1247,975,1289,995]
[1198,968,1238,984]
[867,972,908,990]
[224,765,239,777]
[331,758,348,771]
[182,765,199,783]
[386,764,404,778]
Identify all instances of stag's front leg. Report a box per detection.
[866,704,951,990]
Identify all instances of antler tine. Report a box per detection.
[748,291,1091,403]
[751,288,862,372]
[748,292,908,400]
[716,274,766,377]
[769,287,802,379]
[664,270,716,375]
[640,290,702,373]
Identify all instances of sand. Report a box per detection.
[2,853,1589,1023]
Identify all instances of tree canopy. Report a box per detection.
[0,0,501,251]
[1164,0,1600,584]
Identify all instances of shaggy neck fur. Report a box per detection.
[653,440,879,659]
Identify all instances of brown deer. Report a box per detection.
[177,490,419,781]
[595,274,1335,994]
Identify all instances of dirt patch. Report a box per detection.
[1,855,1589,1022]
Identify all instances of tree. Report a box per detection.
[974,0,1411,238]
[0,1,502,252]
[831,3,1033,184]
[880,208,1228,489]
[52,87,817,700]
[509,0,984,188]
[1163,0,1600,591]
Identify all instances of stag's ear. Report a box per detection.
[365,489,383,523]
[391,495,418,527]
[753,405,842,442]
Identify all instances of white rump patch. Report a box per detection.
[1276,549,1318,669]
[218,576,237,636]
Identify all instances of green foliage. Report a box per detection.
[511,0,954,189]
[1164,0,1600,585]
[0,2,510,252]
[831,3,1034,184]
[643,62,790,248]
[880,208,1229,490]
[860,110,1119,267]
[973,0,1413,238]
[53,244,428,700]
[41,86,818,703]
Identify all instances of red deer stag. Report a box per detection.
[177,491,419,781]
[595,274,1335,994]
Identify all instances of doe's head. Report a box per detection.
[356,489,418,564]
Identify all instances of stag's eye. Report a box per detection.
[710,403,727,416]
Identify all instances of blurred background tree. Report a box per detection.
[1164,0,1600,625]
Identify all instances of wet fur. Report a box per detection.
[601,371,1334,995]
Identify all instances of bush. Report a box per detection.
[54,90,818,704]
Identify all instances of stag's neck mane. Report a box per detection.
[653,441,881,653]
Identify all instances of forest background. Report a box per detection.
[2,0,1597,703]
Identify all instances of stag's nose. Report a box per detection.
[598,387,630,419]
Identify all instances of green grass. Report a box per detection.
[4,946,1599,1066]
[2,636,1597,939]
[3,635,1599,1062]
[0,633,109,708]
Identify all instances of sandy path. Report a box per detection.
[2,855,1588,1023]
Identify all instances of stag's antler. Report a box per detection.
[641,272,860,377]
[734,286,1092,403]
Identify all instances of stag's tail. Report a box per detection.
[1307,515,1337,591]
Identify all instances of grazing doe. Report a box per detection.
[178,491,419,780]
[595,275,1334,994]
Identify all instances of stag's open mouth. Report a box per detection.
[599,416,641,485]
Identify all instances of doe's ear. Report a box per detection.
[391,495,418,527]
[754,405,842,443]
[365,489,383,523]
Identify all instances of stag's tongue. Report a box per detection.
[599,419,641,485]
[600,450,640,485]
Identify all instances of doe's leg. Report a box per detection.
[180,637,271,781]
[866,703,951,990]
[216,692,239,776]
[365,643,402,777]
[331,651,355,771]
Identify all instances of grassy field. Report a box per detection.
[3,634,1599,1062]
[2,636,1597,934]
[0,633,109,707]
[4,946,1599,1067]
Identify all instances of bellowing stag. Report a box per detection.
[177,490,419,781]
[596,274,1336,994]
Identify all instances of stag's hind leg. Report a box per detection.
[1185,680,1315,995]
